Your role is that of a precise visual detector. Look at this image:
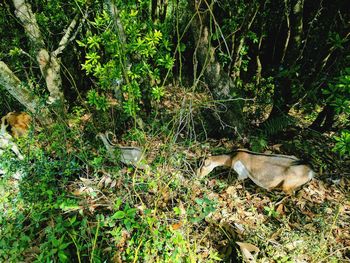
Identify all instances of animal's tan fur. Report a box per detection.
[197,149,314,194]
[1,112,31,138]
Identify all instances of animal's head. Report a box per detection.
[196,158,215,178]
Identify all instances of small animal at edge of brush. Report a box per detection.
[1,111,31,138]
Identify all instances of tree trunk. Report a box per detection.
[12,0,79,110]
[267,78,294,121]
[189,1,244,138]
[309,104,335,132]
[151,0,167,22]
[105,0,130,83]
[265,0,304,124]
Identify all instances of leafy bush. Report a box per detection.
[333,130,350,157]
[322,67,350,117]
[323,68,350,156]
[78,4,174,120]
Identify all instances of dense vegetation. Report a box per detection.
[0,0,349,262]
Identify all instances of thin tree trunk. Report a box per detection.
[151,0,167,22]
[309,104,335,132]
[231,3,259,80]
[189,1,243,137]
[265,0,304,123]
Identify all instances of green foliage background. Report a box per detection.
[0,0,349,262]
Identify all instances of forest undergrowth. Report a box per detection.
[1,86,349,263]
[1,0,349,262]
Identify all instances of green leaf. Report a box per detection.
[126,208,137,218]
[58,250,68,262]
[76,40,86,47]
[59,242,70,250]
[69,216,76,225]
[179,43,186,52]
[112,211,125,220]
[114,198,123,210]
[173,207,181,215]
[52,238,59,247]
[195,198,204,205]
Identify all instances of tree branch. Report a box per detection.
[12,0,65,106]
[52,14,79,57]
[231,3,259,79]
[281,0,291,64]
[105,0,131,84]
[0,61,51,124]
[12,0,44,48]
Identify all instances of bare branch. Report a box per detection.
[320,32,350,72]
[298,0,323,62]
[53,14,79,57]
[203,0,231,61]
[281,0,291,64]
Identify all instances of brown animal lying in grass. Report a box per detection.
[197,149,314,194]
[1,112,31,138]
